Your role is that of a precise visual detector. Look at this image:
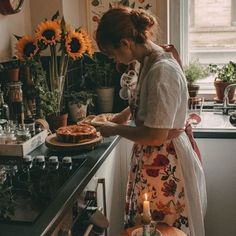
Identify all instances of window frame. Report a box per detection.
[169,0,216,99]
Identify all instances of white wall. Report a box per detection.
[0,0,31,62]
[0,0,168,62]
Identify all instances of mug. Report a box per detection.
[119,87,129,100]
[120,70,138,89]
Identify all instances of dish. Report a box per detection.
[90,113,115,127]
[130,227,161,236]
[78,115,96,125]
[45,133,102,150]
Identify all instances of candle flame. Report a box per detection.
[144,193,148,201]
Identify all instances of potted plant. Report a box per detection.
[184,59,209,98]
[64,90,95,122]
[1,59,20,82]
[14,11,94,131]
[209,61,236,102]
[83,53,117,113]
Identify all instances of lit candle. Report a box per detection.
[142,193,151,224]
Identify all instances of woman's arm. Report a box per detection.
[99,123,169,146]
[111,106,131,124]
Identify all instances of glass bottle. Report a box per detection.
[0,85,9,121]
[24,116,35,137]
[8,82,24,125]
[60,156,73,182]
[22,66,36,118]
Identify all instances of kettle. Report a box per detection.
[229,112,236,127]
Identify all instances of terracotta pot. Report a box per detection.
[8,68,19,82]
[214,80,236,102]
[96,87,114,113]
[46,112,68,132]
[187,84,200,98]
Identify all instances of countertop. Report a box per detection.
[0,136,121,236]
[191,111,236,138]
[0,112,235,235]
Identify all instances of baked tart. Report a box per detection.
[56,123,98,143]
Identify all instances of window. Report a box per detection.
[169,0,236,99]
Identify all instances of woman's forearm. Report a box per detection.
[103,123,169,146]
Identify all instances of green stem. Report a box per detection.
[50,45,58,90]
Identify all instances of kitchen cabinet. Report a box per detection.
[85,138,133,236]
[196,138,236,236]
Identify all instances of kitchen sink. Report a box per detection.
[190,111,236,130]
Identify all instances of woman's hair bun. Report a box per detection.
[130,9,156,32]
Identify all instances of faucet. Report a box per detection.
[222,83,236,114]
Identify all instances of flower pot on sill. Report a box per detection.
[46,112,68,132]
[214,80,236,103]
[187,84,200,98]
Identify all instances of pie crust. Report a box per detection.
[56,123,98,143]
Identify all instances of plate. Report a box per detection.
[130,227,162,236]
[90,113,115,127]
[45,133,103,150]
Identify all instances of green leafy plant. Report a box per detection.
[64,90,96,106]
[28,59,59,118]
[208,61,236,82]
[83,54,116,89]
[184,59,209,85]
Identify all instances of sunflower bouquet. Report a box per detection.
[15,11,93,117]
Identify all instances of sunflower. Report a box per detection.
[65,31,86,59]
[80,28,94,57]
[15,35,38,61]
[35,20,61,45]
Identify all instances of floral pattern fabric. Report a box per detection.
[125,140,190,235]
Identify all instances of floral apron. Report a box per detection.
[124,141,190,235]
[124,52,191,235]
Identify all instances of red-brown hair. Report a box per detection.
[96,7,159,53]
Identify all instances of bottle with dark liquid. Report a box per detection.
[8,82,24,125]
[0,85,9,121]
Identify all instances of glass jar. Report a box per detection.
[24,116,35,137]
[7,82,24,124]
[4,127,17,144]
[16,126,31,143]
[8,82,23,103]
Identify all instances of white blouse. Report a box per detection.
[137,51,188,129]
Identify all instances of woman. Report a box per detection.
[96,7,207,236]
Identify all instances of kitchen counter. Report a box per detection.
[191,111,236,138]
[0,136,121,236]
[0,112,235,236]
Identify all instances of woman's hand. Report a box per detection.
[110,107,131,124]
[99,121,118,137]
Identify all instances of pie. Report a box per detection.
[56,123,98,143]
